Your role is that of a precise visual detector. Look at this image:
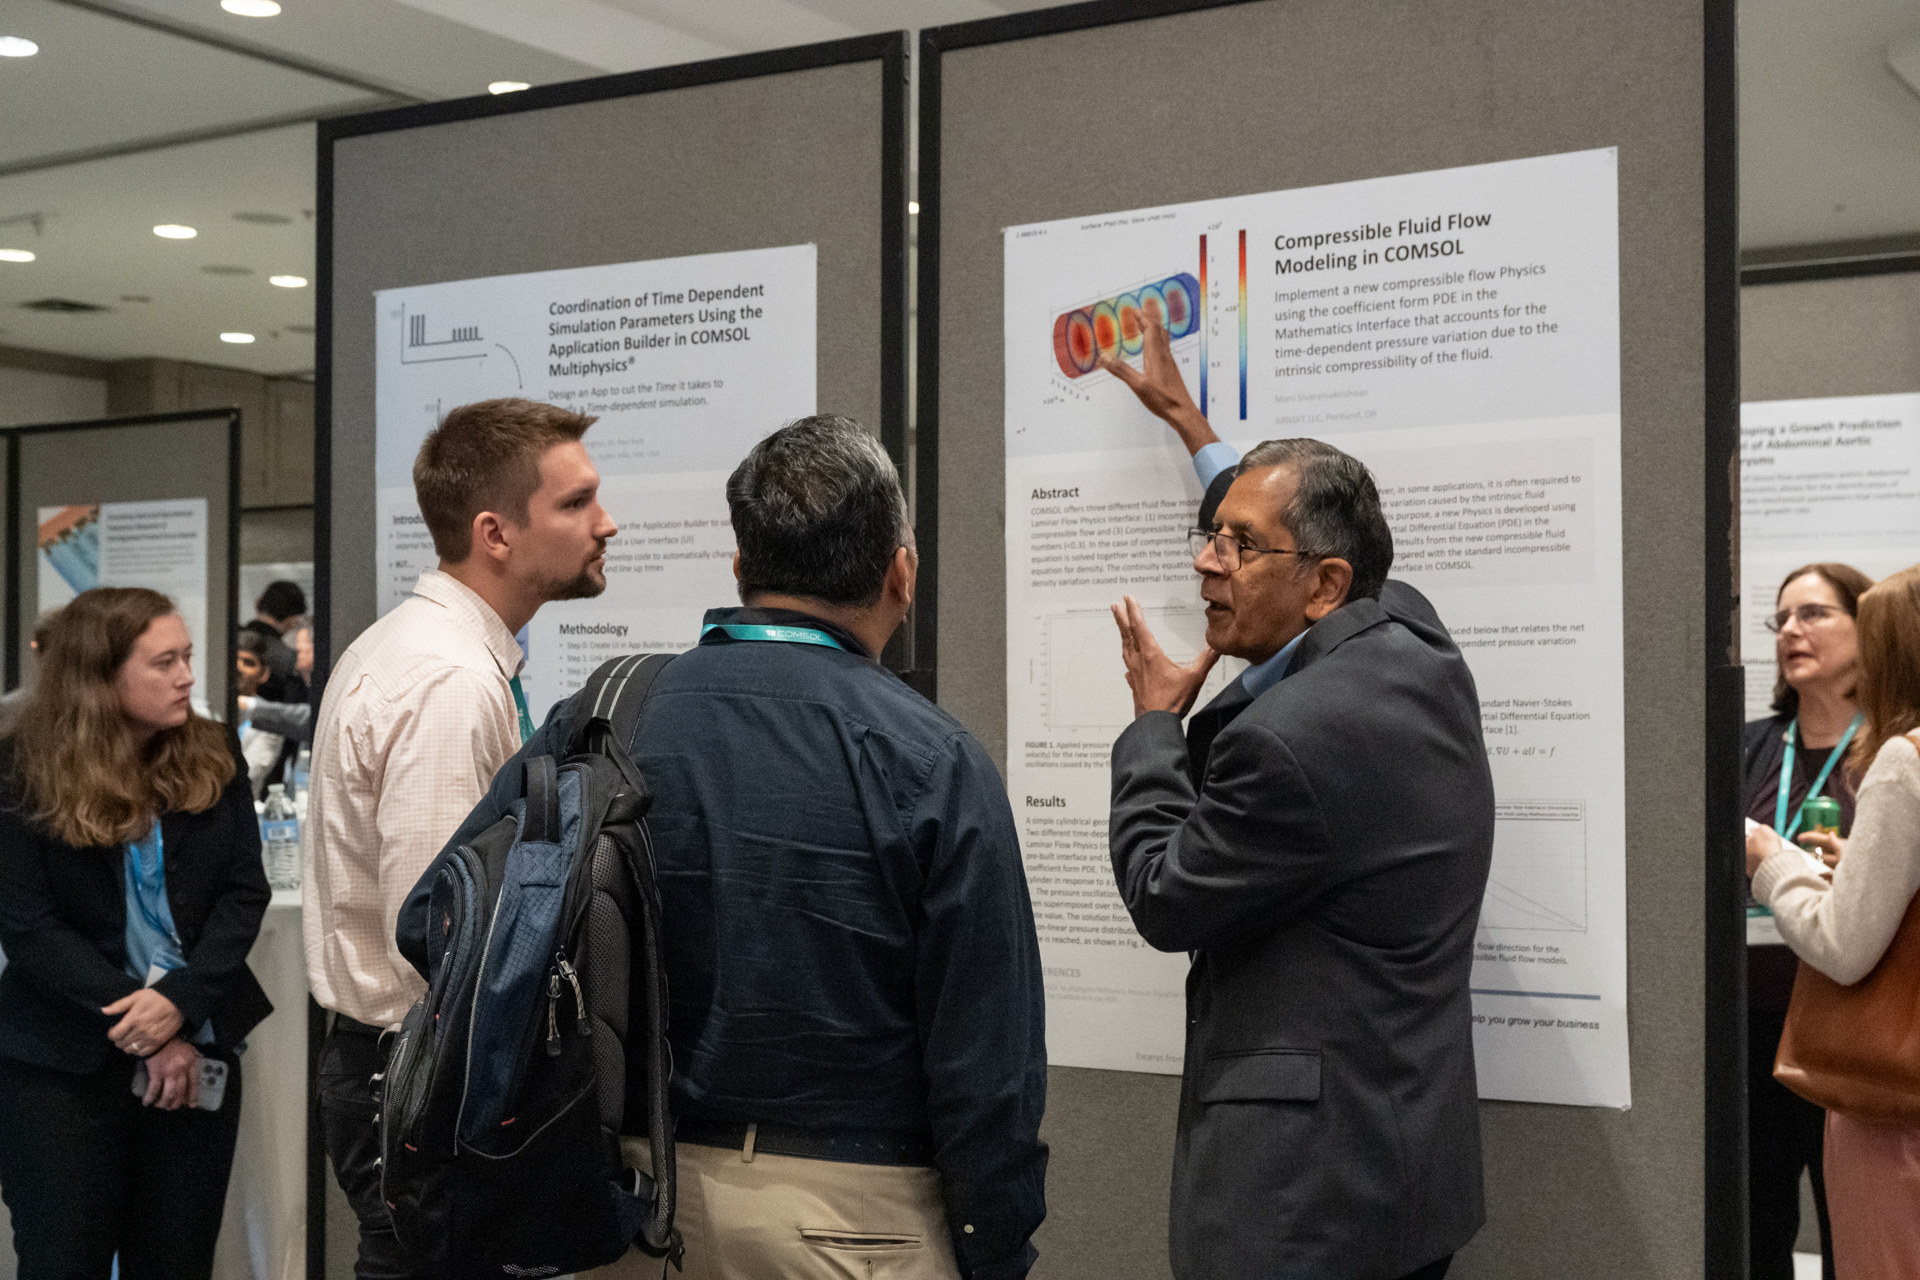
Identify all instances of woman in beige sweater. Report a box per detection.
[1750,563,1920,1279]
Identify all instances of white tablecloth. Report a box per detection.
[0,889,310,1280]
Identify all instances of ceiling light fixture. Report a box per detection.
[269,275,308,288]
[0,36,38,57]
[153,224,196,239]
[221,0,281,16]
[220,332,256,344]
[0,249,34,263]
[908,202,920,215]
[489,81,531,95]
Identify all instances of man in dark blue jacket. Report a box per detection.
[404,415,1047,1280]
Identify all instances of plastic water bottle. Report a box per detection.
[292,745,312,799]
[261,784,301,891]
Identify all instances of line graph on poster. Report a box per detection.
[1480,799,1588,931]
[396,303,522,385]
[1035,606,1241,732]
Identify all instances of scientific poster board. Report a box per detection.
[8,411,240,716]
[321,34,909,686]
[372,246,817,712]
[921,1,1738,1276]
[1004,149,1629,1108]
[1739,392,1920,714]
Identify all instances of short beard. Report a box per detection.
[539,565,606,602]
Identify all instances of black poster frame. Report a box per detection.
[918,0,1744,1274]
[314,31,913,699]
[1,408,243,728]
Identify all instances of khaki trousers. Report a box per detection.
[585,1136,963,1280]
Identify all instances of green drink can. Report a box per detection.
[1799,795,1842,837]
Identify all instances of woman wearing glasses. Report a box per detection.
[1740,562,1873,1280]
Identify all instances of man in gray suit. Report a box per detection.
[1103,315,1495,1279]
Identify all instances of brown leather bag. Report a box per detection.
[1775,735,1920,1123]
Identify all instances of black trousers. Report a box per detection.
[1749,1007,1834,1280]
[318,1019,425,1280]
[1396,1257,1451,1280]
[0,1049,242,1280]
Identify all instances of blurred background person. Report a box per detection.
[240,580,309,706]
[236,630,309,798]
[1750,564,1920,1280]
[0,587,271,1279]
[1741,562,1872,1280]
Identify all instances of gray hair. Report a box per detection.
[1237,438,1393,600]
[726,415,910,607]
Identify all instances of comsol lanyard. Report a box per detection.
[1775,713,1864,840]
[699,622,847,652]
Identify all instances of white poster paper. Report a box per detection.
[1004,148,1628,1106]
[37,499,210,700]
[1739,392,1920,720]
[374,245,817,713]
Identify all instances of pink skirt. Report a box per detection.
[1826,1109,1920,1279]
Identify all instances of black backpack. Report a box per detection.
[380,654,681,1278]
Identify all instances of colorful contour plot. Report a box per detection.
[1050,272,1201,379]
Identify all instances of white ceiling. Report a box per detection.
[0,0,1914,377]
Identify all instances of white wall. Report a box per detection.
[0,364,107,428]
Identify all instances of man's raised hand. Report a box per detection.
[1100,309,1219,455]
[1112,594,1219,719]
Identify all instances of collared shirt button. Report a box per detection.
[964,1225,974,1234]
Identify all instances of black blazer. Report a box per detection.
[0,731,272,1073]
[1110,580,1495,1279]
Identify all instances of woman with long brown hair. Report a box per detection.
[1750,564,1920,1277]
[0,587,271,1279]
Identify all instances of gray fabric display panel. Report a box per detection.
[9,411,241,716]
[319,37,906,677]
[1742,272,1920,401]
[920,2,1738,1277]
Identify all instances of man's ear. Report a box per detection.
[472,510,513,565]
[732,550,742,582]
[887,545,916,610]
[1303,558,1354,621]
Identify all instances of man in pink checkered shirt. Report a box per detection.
[303,398,619,1280]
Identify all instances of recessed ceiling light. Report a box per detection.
[220,332,257,344]
[0,36,38,57]
[488,81,531,95]
[908,201,920,215]
[0,249,34,263]
[270,275,308,288]
[153,224,196,239]
[221,0,281,15]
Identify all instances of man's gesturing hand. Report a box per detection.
[1101,310,1220,455]
[1112,595,1219,719]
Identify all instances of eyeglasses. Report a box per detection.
[1187,528,1316,573]
[1766,603,1847,633]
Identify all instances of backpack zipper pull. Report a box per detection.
[557,954,591,1036]
[545,973,562,1057]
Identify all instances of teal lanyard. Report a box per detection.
[700,622,847,652]
[1775,713,1863,840]
[508,675,537,744]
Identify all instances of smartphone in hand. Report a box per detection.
[130,1056,228,1110]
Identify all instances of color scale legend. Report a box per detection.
[1198,234,1209,418]
[1238,229,1248,421]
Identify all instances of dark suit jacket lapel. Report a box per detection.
[1185,674,1256,786]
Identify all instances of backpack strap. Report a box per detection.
[569,653,678,757]
[523,756,560,842]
